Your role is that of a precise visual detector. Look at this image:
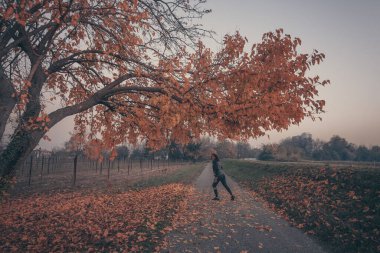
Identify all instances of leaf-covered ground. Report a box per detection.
[0,183,189,252]
[223,160,380,253]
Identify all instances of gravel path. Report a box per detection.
[163,163,326,253]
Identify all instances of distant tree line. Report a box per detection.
[44,133,380,163]
[258,133,380,162]
[130,138,260,161]
[52,137,259,162]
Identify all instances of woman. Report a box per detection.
[211,153,235,201]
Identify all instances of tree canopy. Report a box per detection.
[0,0,328,184]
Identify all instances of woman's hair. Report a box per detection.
[211,153,219,161]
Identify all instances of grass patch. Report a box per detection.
[222,159,380,253]
[131,163,205,189]
[222,160,289,183]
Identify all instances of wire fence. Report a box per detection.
[16,154,191,189]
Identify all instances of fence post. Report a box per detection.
[28,156,33,186]
[54,156,58,171]
[47,157,50,175]
[107,159,111,180]
[127,158,130,175]
[73,154,78,186]
[40,156,44,181]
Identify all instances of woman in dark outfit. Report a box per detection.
[211,153,235,201]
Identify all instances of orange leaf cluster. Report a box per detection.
[25,113,51,132]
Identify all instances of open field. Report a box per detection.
[222,159,380,253]
[0,163,204,252]
[3,159,380,252]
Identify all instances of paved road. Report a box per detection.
[163,163,326,253]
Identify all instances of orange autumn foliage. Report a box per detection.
[0,0,328,180]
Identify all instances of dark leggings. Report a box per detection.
[212,174,233,196]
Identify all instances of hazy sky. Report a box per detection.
[39,0,380,150]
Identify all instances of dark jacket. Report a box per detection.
[212,160,223,177]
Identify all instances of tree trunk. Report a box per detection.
[0,85,100,191]
[0,128,45,188]
[0,62,46,186]
[0,67,16,142]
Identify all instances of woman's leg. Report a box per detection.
[220,175,233,196]
[212,176,220,198]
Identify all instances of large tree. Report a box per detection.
[0,0,328,187]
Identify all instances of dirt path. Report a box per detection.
[163,163,325,253]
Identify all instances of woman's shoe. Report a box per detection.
[231,195,235,201]
[212,197,220,201]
